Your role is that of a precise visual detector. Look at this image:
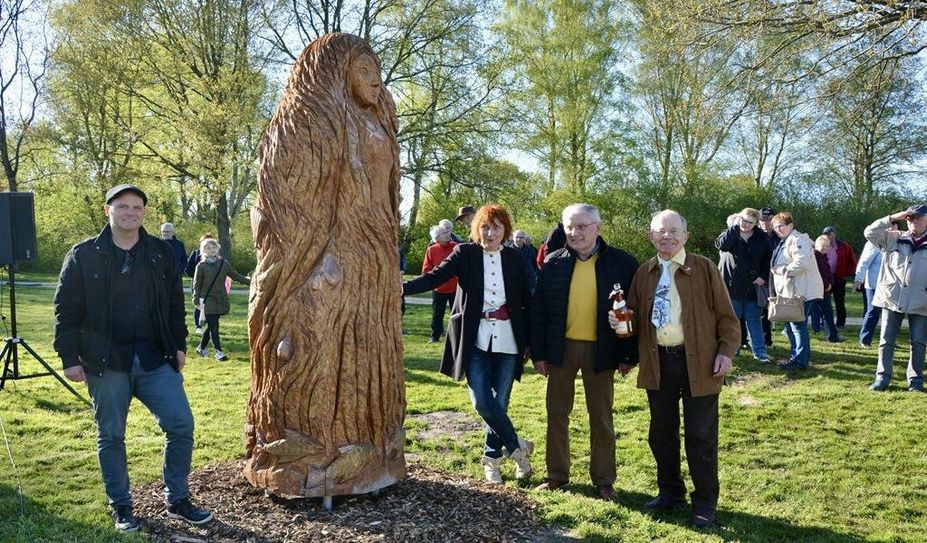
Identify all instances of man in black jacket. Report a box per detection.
[54,184,212,532]
[530,203,639,500]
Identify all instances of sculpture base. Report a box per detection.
[243,446,407,498]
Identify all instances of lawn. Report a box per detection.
[0,285,924,542]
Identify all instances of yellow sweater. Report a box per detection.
[566,254,598,341]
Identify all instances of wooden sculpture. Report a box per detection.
[244,33,405,500]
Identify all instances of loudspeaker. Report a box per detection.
[0,192,38,265]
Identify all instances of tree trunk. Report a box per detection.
[244,34,405,498]
[215,191,232,261]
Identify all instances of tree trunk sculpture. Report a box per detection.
[244,33,405,498]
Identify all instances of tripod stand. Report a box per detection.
[0,264,89,405]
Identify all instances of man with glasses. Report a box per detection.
[624,209,739,529]
[530,203,639,501]
[53,184,212,532]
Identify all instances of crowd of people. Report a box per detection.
[405,199,927,530]
[50,182,924,533]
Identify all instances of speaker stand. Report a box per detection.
[0,265,90,406]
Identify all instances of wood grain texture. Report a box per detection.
[244,33,405,497]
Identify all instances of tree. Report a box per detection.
[497,0,628,196]
[629,0,747,193]
[676,0,927,82]
[813,56,927,209]
[0,0,48,191]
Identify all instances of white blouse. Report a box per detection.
[475,249,518,354]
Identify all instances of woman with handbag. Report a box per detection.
[715,208,772,363]
[192,239,250,361]
[769,213,824,371]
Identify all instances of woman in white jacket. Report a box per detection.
[770,212,824,370]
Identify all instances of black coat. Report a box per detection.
[529,238,639,373]
[53,224,187,376]
[715,225,772,301]
[403,243,530,381]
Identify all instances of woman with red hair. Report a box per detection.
[404,204,534,484]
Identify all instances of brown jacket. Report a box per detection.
[628,252,740,397]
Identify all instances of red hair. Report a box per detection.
[470,204,513,244]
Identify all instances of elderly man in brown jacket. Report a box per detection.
[619,209,739,530]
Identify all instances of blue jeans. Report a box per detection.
[466,348,519,459]
[730,298,767,359]
[783,301,815,368]
[859,288,882,346]
[86,356,195,506]
[874,310,927,389]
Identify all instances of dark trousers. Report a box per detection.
[833,279,848,326]
[761,312,773,346]
[430,291,454,341]
[198,313,222,351]
[647,349,719,510]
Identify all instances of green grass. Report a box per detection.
[1,286,925,542]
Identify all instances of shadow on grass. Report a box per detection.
[405,368,460,389]
[611,489,866,543]
[0,484,132,543]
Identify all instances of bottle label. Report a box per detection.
[613,300,626,310]
[617,321,630,334]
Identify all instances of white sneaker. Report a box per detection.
[195,347,208,358]
[510,437,534,479]
[194,327,204,334]
[481,455,503,484]
[215,350,228,361]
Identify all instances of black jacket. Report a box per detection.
[529,237,639,373]
[53,224,187,376]
[403,243,530,381]
[715,225,772,301]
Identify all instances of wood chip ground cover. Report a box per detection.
[132,460,549,542]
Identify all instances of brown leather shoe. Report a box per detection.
[534,479,568,491]
[596,484,615,501]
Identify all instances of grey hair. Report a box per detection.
[650,209,688,231]
[160,222,175,231]
[429,224,445,242]
[562,203,601,224]
[438,218,453,230]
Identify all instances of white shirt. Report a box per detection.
[475,249,518,354]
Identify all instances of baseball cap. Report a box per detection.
[822,226,836,234]
[456,205,475,221]
[105,184,148,205]
[760,207,775,218]
[906,204,927,218]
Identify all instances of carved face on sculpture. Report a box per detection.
[350,53,382,107]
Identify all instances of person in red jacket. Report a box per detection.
[423,224,458,342]
[823,226,858,327]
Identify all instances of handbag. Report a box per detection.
[756,284,769,308]
[767,294,805,322]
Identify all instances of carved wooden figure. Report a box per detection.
[244,33,405,498]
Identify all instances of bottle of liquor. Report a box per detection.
[609,283,635,337]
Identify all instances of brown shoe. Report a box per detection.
[534,479,568,491]
[596,484,615,501]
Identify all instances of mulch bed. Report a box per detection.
[132,459,552,542]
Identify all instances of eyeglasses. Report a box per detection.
[565,223,598,233]
[651,229,684,237]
